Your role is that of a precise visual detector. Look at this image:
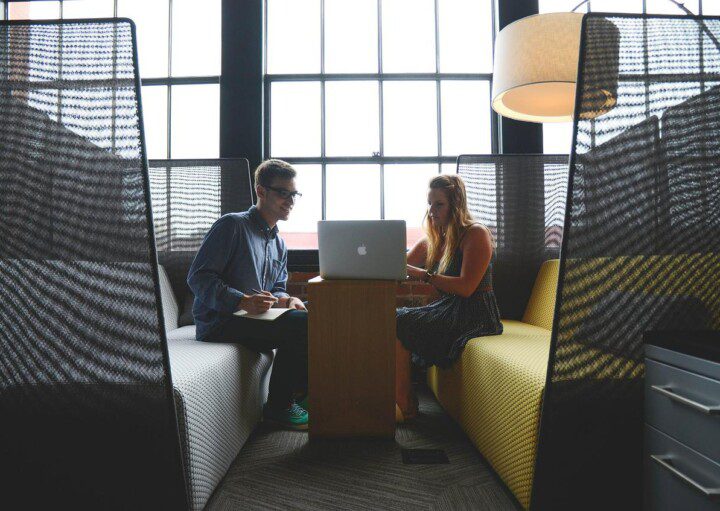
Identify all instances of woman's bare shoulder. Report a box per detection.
[411,236,429,250]
[461,224,492,246]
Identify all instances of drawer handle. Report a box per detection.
[651,455,720,501]
[651,385,720,415]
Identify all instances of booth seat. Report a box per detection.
[158,265,273,511]
[427,254,720,509]
[427,259,559,510]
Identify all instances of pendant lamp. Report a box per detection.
[491,12,619,122]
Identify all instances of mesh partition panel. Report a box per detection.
[149,158,254,305]
[0,20,188,509]
[532,14,720,510]
[458,155,569,320]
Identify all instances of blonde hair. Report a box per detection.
[424,174,477,274]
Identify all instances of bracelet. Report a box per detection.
[423,270,436,283]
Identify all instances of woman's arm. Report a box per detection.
[425,225,493,298]
[406,237,428,268]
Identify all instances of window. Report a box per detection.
[8,0,221,159]
[265,0,496,249]
[540,0,709,154]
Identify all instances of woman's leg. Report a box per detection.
[395,339,418,418]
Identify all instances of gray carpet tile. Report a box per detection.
[205,387,522,511]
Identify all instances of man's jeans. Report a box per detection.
[207,310,308,409]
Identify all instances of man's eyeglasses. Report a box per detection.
[265,185,302,200]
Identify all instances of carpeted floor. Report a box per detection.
[205,388,522,510]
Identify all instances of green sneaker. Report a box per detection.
[298,396,309,412]
[264,401,309,430]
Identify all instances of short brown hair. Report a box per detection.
[254,159,296,188]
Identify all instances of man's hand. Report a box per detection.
[238,292,278,315]
[287,297,306,311]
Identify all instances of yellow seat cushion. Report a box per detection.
[427,320,551,510]
[522,259,560,330]
[428,254,720,508]
[428,259,560,509]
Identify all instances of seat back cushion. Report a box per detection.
[158,250,196,327]
[522,259,560,330]
[178,292,196,327]
[158,264,179,331]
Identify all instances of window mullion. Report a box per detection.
[490,0,498,153]
[320,0,326,161]
[322,162,327,220]
[378,0,384,219]
[321,0,327,220]
[167,0,173,158]
[380,158,385,219]
[264,79,271,160]
[434,0,442,161]
[266,73,490,81]
[263,0,270,162]
[58,0,64,120]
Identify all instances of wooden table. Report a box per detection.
[307,276,396,439]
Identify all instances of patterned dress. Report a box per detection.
[396,247,503,369]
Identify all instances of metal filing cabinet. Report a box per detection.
[645,334,720,511]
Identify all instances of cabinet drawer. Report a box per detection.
[645,425,720,511]
[646,359,720,463]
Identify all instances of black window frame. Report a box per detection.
[2,0,572,271]
[263,0,499,220]
[261,0,506,270]
[4,0,222,159]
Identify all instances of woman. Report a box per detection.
[396,174,503,420]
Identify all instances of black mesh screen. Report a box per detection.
[533,14,720,510]
[0,20,187,509]
[149,158,254,314]
[458,155,569,320]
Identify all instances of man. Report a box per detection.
[187,159,309,430]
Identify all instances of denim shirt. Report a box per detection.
[187,206,290,341]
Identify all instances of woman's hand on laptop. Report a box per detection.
[406,265,426,280]
[238,292,278,314]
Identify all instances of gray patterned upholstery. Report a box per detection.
[159,264,180,332]
[532,14,720,509]
[160,266,273,511]
[0,20,187,508]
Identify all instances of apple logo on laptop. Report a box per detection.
[357,244,367,256]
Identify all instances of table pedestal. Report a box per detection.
[307,277,396,439]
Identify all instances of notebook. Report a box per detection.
[233,308,292,321]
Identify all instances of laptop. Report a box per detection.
[318,220,407,280]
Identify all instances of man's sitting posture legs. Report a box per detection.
[188,159,309,429]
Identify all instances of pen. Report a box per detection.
[252,288,278,300]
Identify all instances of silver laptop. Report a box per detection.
[318,220,407,280]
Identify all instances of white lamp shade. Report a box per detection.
[492,12,584,123]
